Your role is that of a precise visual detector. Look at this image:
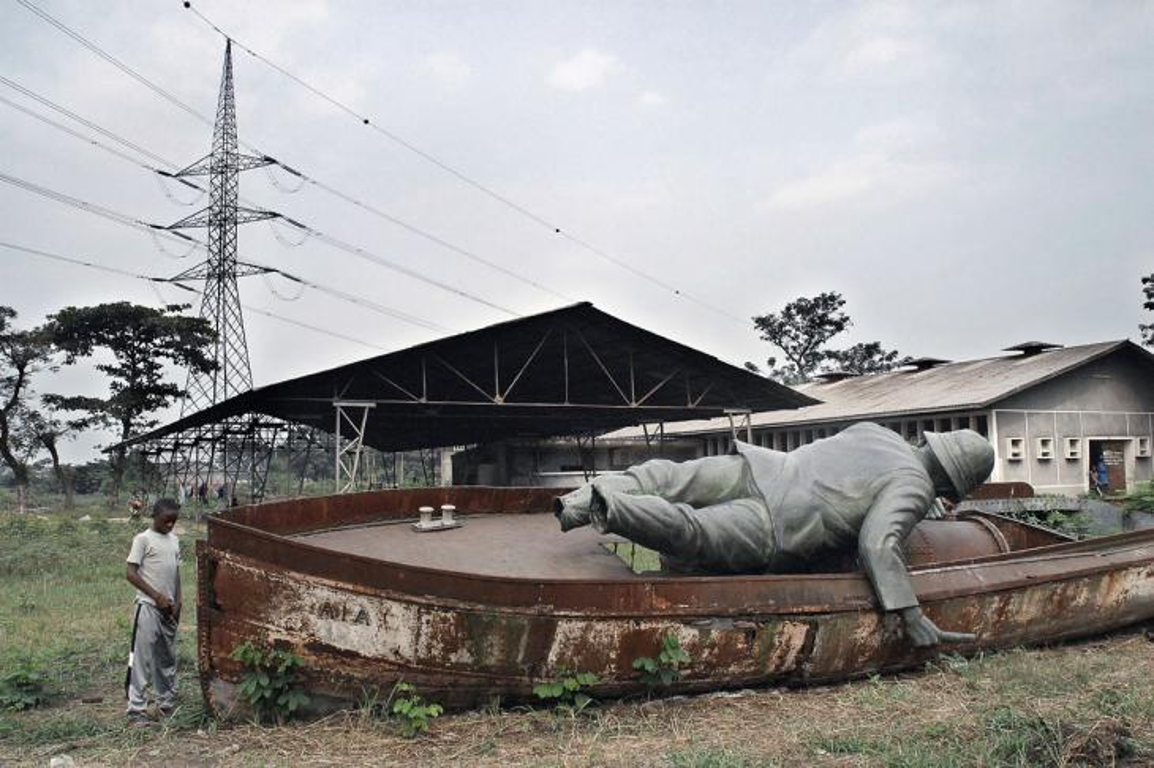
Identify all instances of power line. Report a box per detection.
[14,0,213,130]
[180,1,752,327]
[11,3,571,305]
[0,240,389,350]
[0,165,511,319]
[0,74,179,171]
[0,170,452,333]
[17,0,749,326]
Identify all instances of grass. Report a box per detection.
[1,502,1153,766]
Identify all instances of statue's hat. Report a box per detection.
[923,430,995,498]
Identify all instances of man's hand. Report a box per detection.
[900,606,976,648]
[154,593,174,614]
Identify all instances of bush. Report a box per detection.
[532,669,598,715]
[0,662,51,711]
[633,634,692,689]
[230,641,309,724]
[390,682,443,738]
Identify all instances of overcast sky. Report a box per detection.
[2,0,1152,461]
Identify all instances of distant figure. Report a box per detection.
[124,498,182,725]
[216,483,226,502]
[1092,456,1110,496]
[197,482,208,505]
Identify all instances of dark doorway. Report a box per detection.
[1088,440,1127,495]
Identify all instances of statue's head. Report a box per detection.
[923,430,995,501]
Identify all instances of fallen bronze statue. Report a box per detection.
[556,423,995,648]
[196,424,1154,715]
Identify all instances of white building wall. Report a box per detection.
[992,409,1154,494]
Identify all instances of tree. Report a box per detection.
[751,292,852,383]
[46,303,216,506]
[822,342,910,376]
[1141,273,1153,348]
[0,307,54,512]
[23,408,78,510]
[749,292,909,384]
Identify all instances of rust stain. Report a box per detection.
[197,485,1154,715]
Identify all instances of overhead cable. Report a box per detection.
[0,239,391,350]
[0,171,452,333]
[179,1,751,326]
[1,43,568,304]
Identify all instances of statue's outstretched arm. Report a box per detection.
[858,475,977,647]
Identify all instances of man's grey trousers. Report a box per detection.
[126,602,178,715]
[560,455,776,573]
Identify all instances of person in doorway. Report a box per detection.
[1093,455,1110,496]
[555,422,995,648]
[124,498,182,725]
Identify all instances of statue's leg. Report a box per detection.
[555,454,751,532]
[624,454,752,507]
[595,491,772,573]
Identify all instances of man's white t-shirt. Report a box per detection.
[126,528,181,605]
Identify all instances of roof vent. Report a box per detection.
[1003,341,1063,357]
[813,371,857,383]
[903,356,951,371]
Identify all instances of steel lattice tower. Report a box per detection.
[148,40,292,504]
[164,39,277,412]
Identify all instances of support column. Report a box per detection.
[334,401,375,494]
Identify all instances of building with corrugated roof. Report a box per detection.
[488,340,1154,496]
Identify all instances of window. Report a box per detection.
[1064,438,1082,460]
[976,415,989,437]
[1036,437,1054,460]
[1006,437,1025,461]
[1139,437,1151,459]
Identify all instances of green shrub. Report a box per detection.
[390,681,443,738]
[532,669,598,715]
[634,634,691,689]
[1123,481,1154,513]
[0,662,51,711]
[229,641,309,724]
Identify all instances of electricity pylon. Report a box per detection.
[163,39,277,409]
[149,39,286,505]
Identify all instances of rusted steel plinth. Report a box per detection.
[198,486,1154,716]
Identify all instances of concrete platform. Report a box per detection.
[294,513,638,580]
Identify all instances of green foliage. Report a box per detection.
[230,641,309,724]
[1123,481,1154,513]
[0,662,50,711]
[532,669,599,714]
[633,634,692,689]
[749,292,906,383]
[390,682,443,738]
[45,302,216,502]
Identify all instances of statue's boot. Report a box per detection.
[554,474,644,532]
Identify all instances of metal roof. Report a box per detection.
[124,302,815,451]
[607,339,1147,438]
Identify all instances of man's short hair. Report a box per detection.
[151,497,181,517]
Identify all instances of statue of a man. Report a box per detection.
[555,422,995,647]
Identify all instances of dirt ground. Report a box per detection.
[6,631,1153,767]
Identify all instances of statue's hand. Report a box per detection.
[925,498,947,520]
[899,606,976,648]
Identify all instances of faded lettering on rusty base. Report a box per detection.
[317,601,371,625]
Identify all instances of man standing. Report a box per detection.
[124,497,182,724]
[555,422,994,647]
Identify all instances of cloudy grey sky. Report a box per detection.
[2,0,1152,460]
